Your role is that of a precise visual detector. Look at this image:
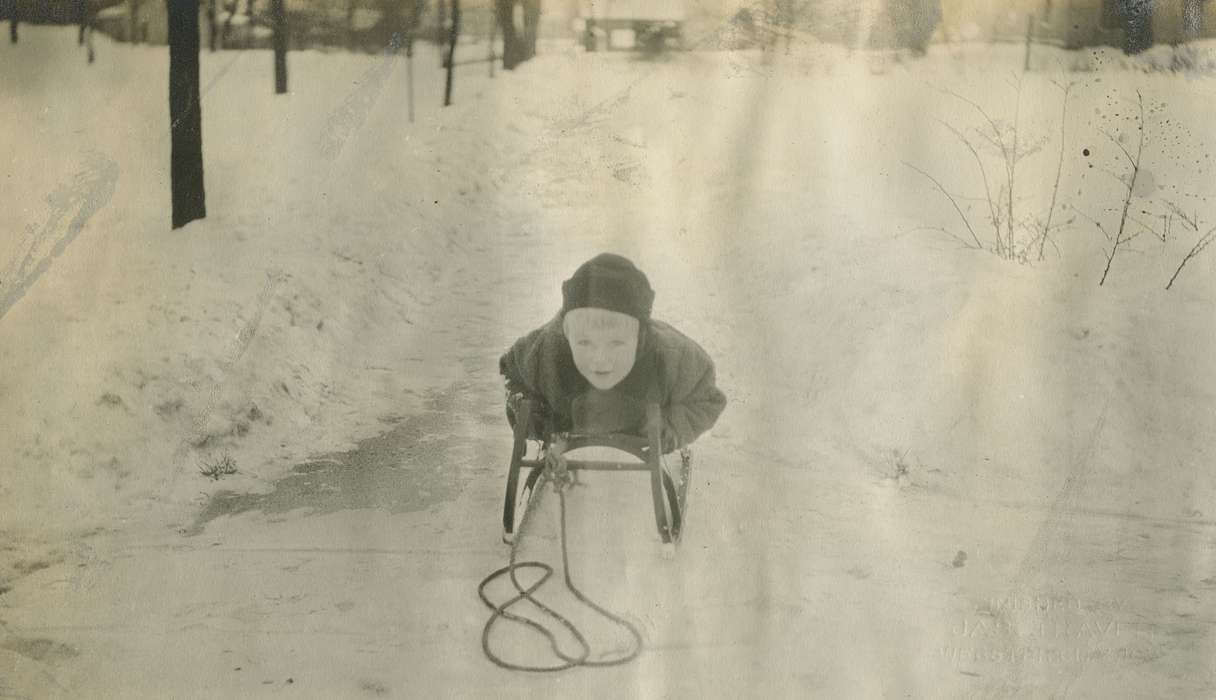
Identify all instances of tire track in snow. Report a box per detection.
[1012,397,1110,586]
[977,397,1111,698]
[1,45,248,326]
[317,39,402,162]
[0,153,118,323]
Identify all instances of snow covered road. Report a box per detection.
[3,24,1216,699]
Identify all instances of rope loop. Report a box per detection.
[479,444,643,671]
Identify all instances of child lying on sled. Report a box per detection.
[498,253,726,459]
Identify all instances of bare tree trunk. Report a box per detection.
[404,0,422,110]
[1183,0,1204,39]
[272,0,287,93]
[376,0,401,47]
[9,1,17,44]
[346,0,356,48]
[437,0,447,62]
[444,0,460,106]
[488,15,496,77]
[495,0,519,68]
[1118,0,1153,55]
[167,0,207,229]
[496,0,540,68]
[84,9,95,62]
[222,0,236,44]
[406,33,415,121]
[520,0,539,62]
[853,0,878,52]
[128,0,143,42]
[76,0,97,61]
[207,0,218,51]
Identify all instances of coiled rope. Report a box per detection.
[478,451,643,671]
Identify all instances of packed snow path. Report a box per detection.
[3,25,1216,699]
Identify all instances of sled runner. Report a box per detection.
[501,398,691,546]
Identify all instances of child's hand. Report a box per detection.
[544,439,572,490]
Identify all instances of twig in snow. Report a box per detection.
[939,87,1003,145]
[1125,212,1168,243]
[1072,205,1111,241]
[1166,223,1216,290]
[1099,91,1146,287]
[934,117,1000,245]
[1005,75,1024,259]
[903,161,983,250]
[1163,200,1199,231]
[1040,81,1074,261]
[903,225,978,250]
[1099,127,1137,168]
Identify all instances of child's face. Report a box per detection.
[563,308,640,390]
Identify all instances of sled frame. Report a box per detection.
[502,399,688,545]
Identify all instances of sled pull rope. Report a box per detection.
[478,443,644,671]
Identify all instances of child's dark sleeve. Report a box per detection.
[499,328,548,437]
[499,343,529,399]
[662,343,726,452]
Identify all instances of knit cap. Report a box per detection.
[561,253,655,321]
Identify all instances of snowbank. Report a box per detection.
[0,26,541,539]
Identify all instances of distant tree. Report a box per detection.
[129,0,142,43]
[493,0,515,66]
[1113,0,1153,54]
[77,0,87,44]
[207,0,218,51]
[495,0,540,69]
[444,0,459,105]
[1183,0,1206,39]
[221,0,238,42]
[375,0,424,47]
[1173,0,1207,68]
[887,0,941,55]
[79,0,96,62]
[427,0,444,61]
[519,0,539,61]
[402,0,425,52]
[272,0,287,93]
[167,0,207,228]
[9,0,17,44]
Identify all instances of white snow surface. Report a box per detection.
[3,24,1216,698]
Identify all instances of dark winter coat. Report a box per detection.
[499,315,726,452]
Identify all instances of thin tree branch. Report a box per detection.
[935,117,1000,237]
[1040,81,1069,261]
[904,225,978,250]
[904,161,984,250]
[939,87,1003,144]
[1099,128,1136,168]
[1072,206,1111,241]
[1166,225,1216,290]
[1099,92,1145,287]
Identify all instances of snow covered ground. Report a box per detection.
[3,23,1216,699]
